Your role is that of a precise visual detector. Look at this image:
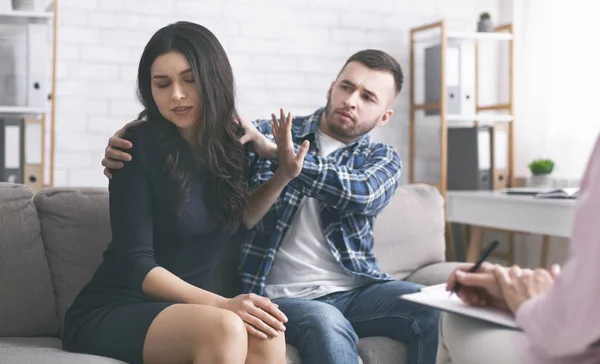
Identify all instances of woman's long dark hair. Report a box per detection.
[136,21,247,234]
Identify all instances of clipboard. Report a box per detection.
[400,283,519,330]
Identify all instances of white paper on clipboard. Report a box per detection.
[400,283,519,329]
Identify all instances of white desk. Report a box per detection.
[445,191,577,264]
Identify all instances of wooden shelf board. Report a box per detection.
[0,106,49,114]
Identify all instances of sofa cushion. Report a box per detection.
[0,337,125,363]
[0,183,59,337]
[284,346,360,364]
[285,345,301,363]
[33,187,112,332]
[358,337,408,364]
[373,183,446,280]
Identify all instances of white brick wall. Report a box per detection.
[8,0,566,268]
[48,0,500,187]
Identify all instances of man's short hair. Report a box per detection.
[340,49,404,95]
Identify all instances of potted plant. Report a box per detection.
[477,12,494,32]
[528,159,555,188]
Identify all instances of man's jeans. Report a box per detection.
[274,280,440,364]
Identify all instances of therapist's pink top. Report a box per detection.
[515,135,600,363]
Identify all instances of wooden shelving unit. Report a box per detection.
[0,1,58,189]
[408,20,515,261]
[409,19,515,196]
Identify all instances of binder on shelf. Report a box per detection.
[26,22,48,108]
[1,117,25,184]
[491,123,509,190]
[24,117,44,192]
[447,126,492,191]
[424,42,476,116]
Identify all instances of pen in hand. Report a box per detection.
[449,240,500,298]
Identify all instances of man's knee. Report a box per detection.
[301,304,358,344]
[374,281,440,331]
[390,282,440,331]
[413,306,441,342]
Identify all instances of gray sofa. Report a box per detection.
[0,182,462,364]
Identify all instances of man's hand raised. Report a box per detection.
[271,108,309,181]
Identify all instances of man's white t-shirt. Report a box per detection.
[264,128,367,300]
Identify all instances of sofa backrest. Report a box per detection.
[0,183,59,337]
[8,182,445,335]
[208,184,447,296]
[33,187,112,333]
[372,183,446,280]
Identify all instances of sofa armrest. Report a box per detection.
[404,262,465,287]
[373,184,447,280]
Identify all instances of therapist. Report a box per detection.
[436,134,600,364]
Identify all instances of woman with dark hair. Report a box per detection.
[62,21,308,364]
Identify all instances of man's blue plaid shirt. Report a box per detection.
[240,107,403,295]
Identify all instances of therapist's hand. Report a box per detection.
[494,264,560,314]
[446,262,510,312]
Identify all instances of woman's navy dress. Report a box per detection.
[62,122,232,364]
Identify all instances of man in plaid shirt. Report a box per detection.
[103,49,439,364]
[237,50,439,364]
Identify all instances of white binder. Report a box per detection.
[26,23,49,108]
[1,118,25,184]
[24,117,44,192]
[424,42,476,116]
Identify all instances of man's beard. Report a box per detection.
[323,96,380,141]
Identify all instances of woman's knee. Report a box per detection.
[143,304,248,364]
[202,309,248,358]
[214,309,247,342]
[196,309,247,363]
[246,333,286,364]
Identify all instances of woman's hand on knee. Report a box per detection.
[217,293,288,340]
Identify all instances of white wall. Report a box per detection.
[511,0,600,182]
[7,0,576,268]
[50,0,500,187]
[5,0,576,268]
[501,0,600,269]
